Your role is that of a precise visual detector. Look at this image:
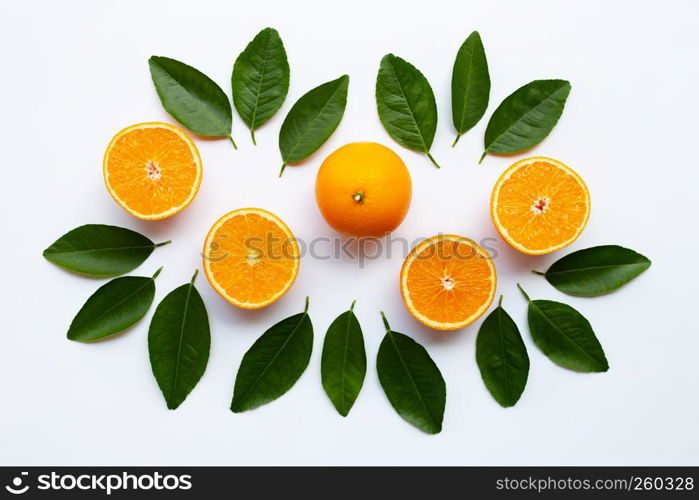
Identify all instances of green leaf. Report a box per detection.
[534,245,651,297]
[321,300,366,416]
[149,56,236,146]
[376,312,446,434]
[231,297,313,412]
[278,75,349,176]
[476,296,529,407]
[43,224,170,277]
[451,31,490,147]
[67,268,162,342]
[376,54,440,168]
[518,285,608,373]
[232,27,290,145]
[148,270,210,410]
[480,79,571,163]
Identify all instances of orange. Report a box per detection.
[490,157,590,255]
[315,142,411,236]
[400,235,497,330]
[103,122,202,220]
[203,208,300,309]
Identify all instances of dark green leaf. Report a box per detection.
[535,245,651,297]
[476,296,529,407]
[278,75,349,176]
[518,285,608,372]
[451,31,490,147]
[149,56,236,145]
[149,270,210,410]
[321,300,366,416]
[376,54,440,168]
[231,297,313,412]
[232,27,290,144]
[67,268,161,342]
[376,312,446,434]
[480,79,571,163]
[43,224,170,277]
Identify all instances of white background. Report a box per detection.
[2,0,698,466]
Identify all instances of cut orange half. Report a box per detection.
[203,208,300,309]
[400,235,497,330]
[103,122,202,220]
[491,157,591,255]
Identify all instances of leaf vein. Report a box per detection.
[236,311,308,406]
[486,84,568,152]
[388,331,437,431]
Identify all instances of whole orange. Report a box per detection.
[315,142,412,236]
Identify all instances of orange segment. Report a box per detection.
[491,157,590,255]
[400,235,497,330]
[203,208,300,309]
[103,122,202,220]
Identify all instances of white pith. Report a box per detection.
[490,157,591,255]
[103,122,202,220]
[203,208,300,309]
[400,235,496,330]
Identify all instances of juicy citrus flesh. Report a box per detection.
[491,157,590,255]
[203,208,300,309]
[400,235,497,330]
[315,142,412,236]
[103,122,202,220]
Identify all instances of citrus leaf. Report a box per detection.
[148,270,210,410]
[231,297,313,412]
[534,245,651,297]
[67,268,162,342]
[376,312,446,434]
[376,54,440,167]
[518,285,608,372]
[480,79,571,163]
[476,296,529,407]
[43,224,170,277]
[232,27,290,144]
[278,75,349,176]
[149,56,236,146]
[451,31,490,147]
[321,300,366,416]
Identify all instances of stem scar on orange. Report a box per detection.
[202,208,300,309]
[315,142,411,237]
[490,157,591,255]
[400,235,497,330]
[103,122,202,220]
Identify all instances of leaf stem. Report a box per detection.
[303,296,310,313]
[426,152,441,169]
[154,240,172,247]
[190,269,199,284]
[152,266,163,280]
[250,129,257,145]
[516,283,531,302]
[532,270,546,276]
[498,295,503,307]
[228,135,238,150]
[279,163,287,177]
[478,151,487,164]
[452,134,462,148]
[380,311,391,332]
[350,299,356,311]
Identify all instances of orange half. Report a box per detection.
[203,208,300,309]
[491,157,590,255]
[400,235,497,330]
[103,122,202,220]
